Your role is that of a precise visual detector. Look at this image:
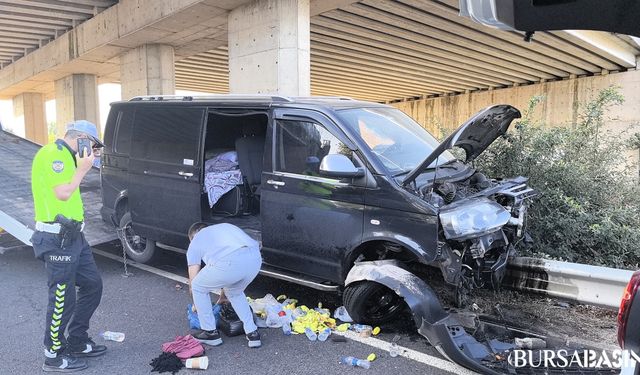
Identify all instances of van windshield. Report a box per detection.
[336,107,455,175]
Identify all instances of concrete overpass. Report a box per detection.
[1,0,640,144]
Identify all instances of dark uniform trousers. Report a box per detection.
[31,230,103,353]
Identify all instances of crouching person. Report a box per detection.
[187,222,262,348]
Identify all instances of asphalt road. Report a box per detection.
[1,241,455,375]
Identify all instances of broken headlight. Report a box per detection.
[439,198,511,241]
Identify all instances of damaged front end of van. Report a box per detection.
[401,105,537,306]
[343,105,537,373]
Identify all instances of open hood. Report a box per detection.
[402,105,521,187]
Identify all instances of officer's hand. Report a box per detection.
[77,151,95,173]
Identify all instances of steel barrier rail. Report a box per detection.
[506,257,634,309]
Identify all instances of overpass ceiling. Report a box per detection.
[0,0,119,67]
[175,0,640,102]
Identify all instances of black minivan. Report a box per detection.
[101,95,535,324]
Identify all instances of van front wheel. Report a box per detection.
[118,212,157,263]
[343,281,407,325]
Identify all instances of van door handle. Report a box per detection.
[267,179,285,186]
[178,171,193,177]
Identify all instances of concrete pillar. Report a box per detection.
[228,0,310,96]
[13,93,47,144]
[55,74,99,138]
[120,44,175,100]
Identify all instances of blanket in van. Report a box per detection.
[204,151,243,207]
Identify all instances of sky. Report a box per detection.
[0,84,206,138]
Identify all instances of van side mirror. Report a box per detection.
[319,154,364,178]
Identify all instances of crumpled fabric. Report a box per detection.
[150,352,183,374]
[161,335,204,360]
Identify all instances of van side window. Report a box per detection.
[114,110,134,154]
[131,107,204,164]
[275,119,352,176]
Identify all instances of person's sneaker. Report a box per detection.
[246,330,261,348]
[68,338,107,357]
[193,329,223,346]
[43,352,88,373]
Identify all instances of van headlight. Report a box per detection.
[439,198,511,240]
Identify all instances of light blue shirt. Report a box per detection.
[186,223,259,266]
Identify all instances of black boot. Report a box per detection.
[43,350,88,373]
[67,338,107,358]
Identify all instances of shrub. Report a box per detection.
[473,87,640,268]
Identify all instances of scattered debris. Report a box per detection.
[515,337,547,349]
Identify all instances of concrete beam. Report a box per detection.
[13,92,47,145]
[0,0,255,99]
[120,44,175,99]
[54,74,99,137]
[228,0,311,96]
[562,30,638,68]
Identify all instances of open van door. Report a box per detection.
[261,108,365,283]
[127,106,205,247]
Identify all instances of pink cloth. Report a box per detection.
[161,335,204,360]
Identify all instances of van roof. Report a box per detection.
[110,94,390,111]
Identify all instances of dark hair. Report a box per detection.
[188,222,209,239]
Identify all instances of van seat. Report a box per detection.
[235,136,264,195]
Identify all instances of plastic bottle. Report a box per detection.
[292,307,307,319]
[304,327,317,341]
[100,331,125,342]
[389,343,400,358]
[265,305,282,328]
[351,324,372,333]
[333,306,353,322]
[281,314,292,336]
[317,328,331,342]
[339,356,370,369]
[212,304,222,320]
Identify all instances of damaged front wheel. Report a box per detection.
[343,281,407,325]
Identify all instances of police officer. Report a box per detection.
[31,120,106,372]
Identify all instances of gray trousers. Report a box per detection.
[192,246,261,334]
[31,231,103,353]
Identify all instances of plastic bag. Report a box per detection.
[186,303,221,330]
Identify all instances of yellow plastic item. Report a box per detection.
[300,305,309,312]
[372,327,381,336]
[276,295,287,301]
[367,353,377,362]
[336,323,351,332]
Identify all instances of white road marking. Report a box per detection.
[92,247,478,375]
[335,330,477,375]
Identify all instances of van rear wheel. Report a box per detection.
[343,281,407,325]
[118,212,157,263]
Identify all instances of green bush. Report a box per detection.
[473,87,640,268]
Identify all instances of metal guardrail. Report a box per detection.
[506,257,634,309]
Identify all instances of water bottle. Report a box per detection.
[351,324,372,333]
[100,331,125,342]
[281,315,292,336]
[304,327,317,341]
[389,343,400,357]
[292,307,306,319]
[333,306,353,322]
[265,305,282,328]
[212,304,222,320]
[317,328,331,342]
[339,356,370,369]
